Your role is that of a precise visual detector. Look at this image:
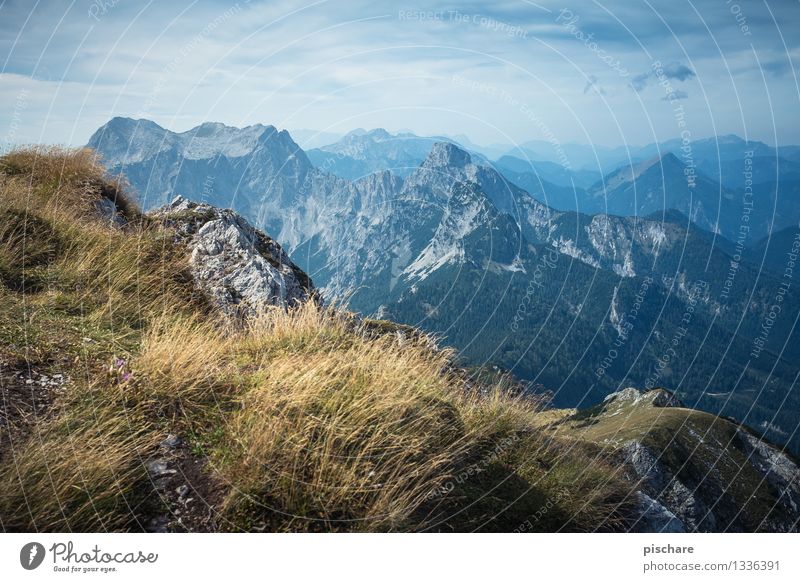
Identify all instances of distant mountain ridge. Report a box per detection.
[305,127,495,180]
[305,128,800,243]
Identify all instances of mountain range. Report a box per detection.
[88,117,800,454]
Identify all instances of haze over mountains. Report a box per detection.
[88,117,800,454]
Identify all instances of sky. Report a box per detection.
[1,0,799,152]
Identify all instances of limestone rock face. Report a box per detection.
[153,196,315,317]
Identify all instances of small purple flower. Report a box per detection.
[114,358,126,369]
[121,371,132,382]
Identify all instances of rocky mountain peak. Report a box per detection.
[362,128,392,140]
[424,141,473,169]
[602,386,684,408]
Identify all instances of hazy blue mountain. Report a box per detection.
[88,118,800,454]
[302,129,800,246]
[635,134,775,163]
[304,128,505,181]
[493,155,601,189]
[505,140,636,174]
[306,128,455,179]
[609,153,800,241]
[705,156,800,189]
[584,153,735,234]
[778,145,800,163]
[749,225,800,274]
[633,134,800,192]
[87,116,320,214]
[500,149,800,243]
[442,133,510,160]
[286,128,343,149]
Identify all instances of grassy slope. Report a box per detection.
[547,391,796,531]
[0,147,633,532]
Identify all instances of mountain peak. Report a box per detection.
[101,116,165,134]
[364,128,391,139]
[424,141,472,168]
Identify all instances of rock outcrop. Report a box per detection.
[153,196,316,318]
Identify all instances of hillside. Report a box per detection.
[1,147,799,533]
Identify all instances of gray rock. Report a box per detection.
[153,196,316,317]
[661,478,715,532]
[603,387,643,405]
[603,387,682,408]
[145,459,175,478]
[632,491,685,533]
[160,434,182,449]
[650,389,683,408]
[620,440,712,531]
[621,440,670,491]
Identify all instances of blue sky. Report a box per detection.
[1,0,798,150]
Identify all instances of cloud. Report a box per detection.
[662,90,688,101]
[630,72,650,92]
[661,62,695,82]
[629,61,694,92]
[583,75,606,95]
[0,1,798,146]
[760,59,792,78]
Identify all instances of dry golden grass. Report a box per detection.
[0,383,159,532]
[225,308,473,530]
[133,302,633,531]
[0,147,202,327]
[0,147,197,531]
